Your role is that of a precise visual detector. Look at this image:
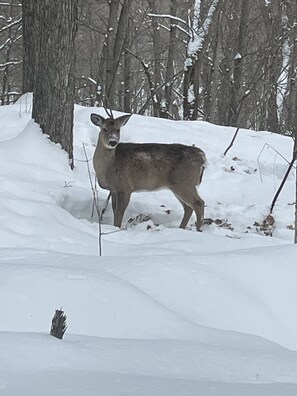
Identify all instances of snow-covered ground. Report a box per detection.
[0,94,297,395]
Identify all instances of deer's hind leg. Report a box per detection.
[174,194,193,229]
[172,187,205,231]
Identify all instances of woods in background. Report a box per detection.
[0,0,297,137]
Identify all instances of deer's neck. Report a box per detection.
[93,134,116,189]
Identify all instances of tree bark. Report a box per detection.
[183,0,221,120]
[282,1,297,136]
[22,0,35,93]
[123,0,132,113]
[295,137,297,243]
[32,0,78,168]
[260,0,282,133]
[165,0,178,118]
[208,10,224,124]
[228,0,250,126]
[105,0,120,108]
[147,0,163,117]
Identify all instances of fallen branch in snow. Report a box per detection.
[127,214,152,227]
[254,214,275,237]
[204,218,234,231]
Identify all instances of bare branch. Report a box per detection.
[147,13,187,26]
[0,17,22,33]
[0,2,21,6]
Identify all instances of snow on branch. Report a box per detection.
[0,33,22,51]
[185,0,219,67]
[0,2,21,6]
[0,37,11,50]
[147,13,188,26]
[0,59,22,70]
[173,24,191,37]
[0,16,22,33]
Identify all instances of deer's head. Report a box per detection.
[90,113,131,149]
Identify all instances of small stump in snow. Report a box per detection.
[50,308,67,340]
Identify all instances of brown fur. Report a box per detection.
[91,113,206,230]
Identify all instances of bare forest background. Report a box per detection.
[1,0,297,136]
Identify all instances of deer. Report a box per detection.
[90,112,206,231]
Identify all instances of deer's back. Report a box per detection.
[109,143,206,191]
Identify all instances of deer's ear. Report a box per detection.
[90,113,105,127]
[116,114,132,128]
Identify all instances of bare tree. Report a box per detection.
[147,0,164,117]
[281,0,297,136]
[227,0,250,126]
[1,0,297,137]
[164,0,178,118]
[183,0,221,120]
[259,0,283,132]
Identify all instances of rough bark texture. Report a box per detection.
[147,0,163,117]
[123,0,132,113]
[295,137,297,244]
[105,0,120,108]
[282,1,297,136]
[261,0,282,133]
[228,0,249,126]
[165,0,178,118]
[208,11,223,124]
[32,0,78,168]
[22,0,35,93]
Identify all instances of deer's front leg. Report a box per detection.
[112,191,131,228]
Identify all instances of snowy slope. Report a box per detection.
[0,94,297,395]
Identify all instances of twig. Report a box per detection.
[257,143,296,183]
[103,102,114,119]
[223,127,240,156]
[83,143,102,256]
[270,151,297,214]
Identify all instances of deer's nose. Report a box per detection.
[109,139,118,147]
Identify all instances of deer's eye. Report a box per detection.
[103,128,108,132]
[116,129,120,133]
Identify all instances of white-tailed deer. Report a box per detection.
[90,113,206,230]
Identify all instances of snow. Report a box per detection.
[0,93,297,395]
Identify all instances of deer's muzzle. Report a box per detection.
[108,139,118,148]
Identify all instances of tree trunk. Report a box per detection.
[105,0,120,108]
[183,0,221,120]
[123,1,132,113]
[22,0,35,93]
[281,1,297,136]
[165,0,178,118]
[147,0,163,117]
[228,0,249,126]
[209,10,224,124]
[32,0,78,168]
[260,0,282,133]
[295,136,297,243]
